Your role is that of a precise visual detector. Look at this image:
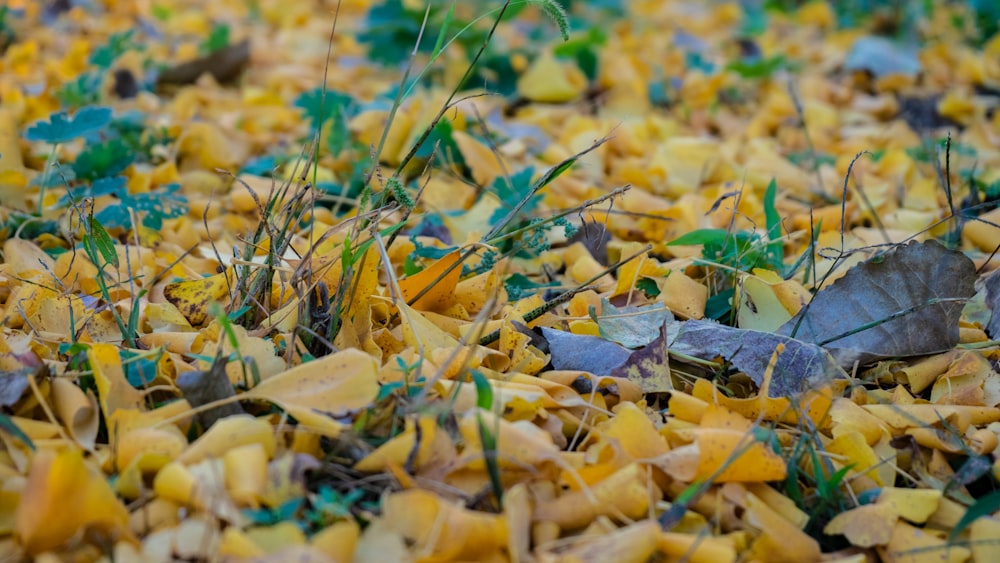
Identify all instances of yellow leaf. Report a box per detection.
[534,463,658,529]
[745,492,821,563]
[311,520,360,562]
[597,402,670,462]
[693,427,787,483]
[50,378,99,450]
[823,502,898,547]
[355,416,455,473]
[380,489,508,561]
[452,130,507,187]
[245,349,380,437]
[15,449,131,555]
[178,414,276,465]
[555,520,660,563]
[970,516,1000,563]
[224,443,269,507]
[163,271,232,327]
[877,487,941,525]
[517,51,587,103]
[89,343,145,418]
[882,520,969,563]
[826,430,890,487]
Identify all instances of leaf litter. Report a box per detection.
[2,0,1000,561]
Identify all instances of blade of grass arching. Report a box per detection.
[479,244,652,346]
[0,412,34,451]
[312,0,343,194]
[389,0,515,181]
[430,0,457,58]
[476,412,504,510]
[367,2,434,182]
[949,490,1000,542]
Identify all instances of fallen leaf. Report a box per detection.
[777,240,976,368]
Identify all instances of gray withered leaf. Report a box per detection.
[540,326,631,376]
[610,325,672,393]
[668,320,845,397]
[777,240,975,369]
[176,353,244,430]
[596,298,673,349]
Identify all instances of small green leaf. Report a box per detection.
[636,277,660,297]
[667,228,730,247]
[88,216,119,268]
[72,137,135,181]
[200,23,231,54]
[89,30,136,69]
[25,106,113,144]
[470,369,493,410]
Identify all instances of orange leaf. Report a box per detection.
[398,250,463,312]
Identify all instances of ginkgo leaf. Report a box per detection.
[245,349,380,436]
[163,271,233,327]
[16,449,131,554]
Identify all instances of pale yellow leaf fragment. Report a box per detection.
[881,521,970,563]
[178,414,275,465]
[311,520,360,562]
[555,520,660,563]
[380,489,508,561]
[970,516,1000,563]
[878,487,941,524]
[452,130,507,187]
[224,443,269,507]
[826,430,887,486]
[517,51,587,103]
[89,343,145,418]
[745,492,821,563]
[533,463,658,529]
[823,502,898,547]
[50,378,99,450]
[597,402,670,462]
[245,348,379,438]
[354,416,455,473]
[658,532,737,563]
[830,397,886,445]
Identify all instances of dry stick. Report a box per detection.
[478,243,653,347]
